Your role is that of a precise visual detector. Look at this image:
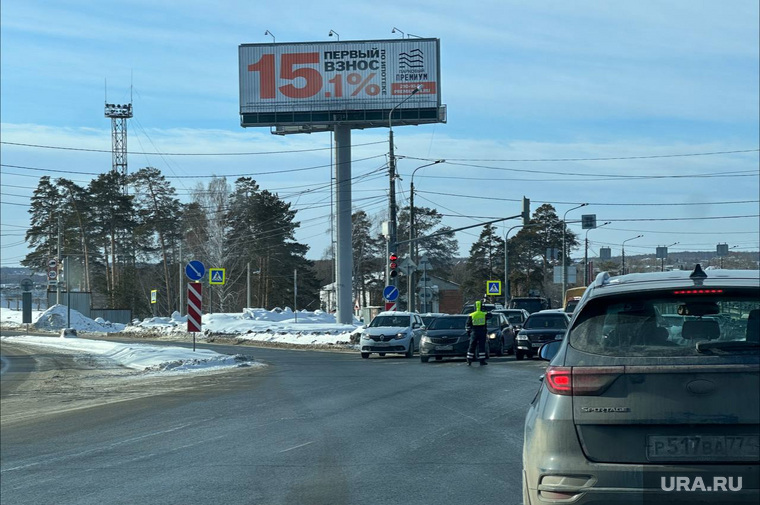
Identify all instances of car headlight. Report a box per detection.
[361,332,371,340]
[421,335,430,344]
[517,335,529,341]
[488,333,497,339]
[395,332,407,339]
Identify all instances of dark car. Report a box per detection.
[420,312,446,329]
[508,296,551,314]
[514,310,570,360]
[461,302,504,314]
[523,266,760,504]
[486,312,515,356]
[419,315,472,362]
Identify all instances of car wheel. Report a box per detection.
[361,352,370,359]
[515,350,524,360]
[496,338,505,357]
[378,353,386,356]
[405,343,414,358]
[527,352,534,359]
[420,355,429,363]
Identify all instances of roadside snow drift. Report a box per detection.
[1,336,260,373]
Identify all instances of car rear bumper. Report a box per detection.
[524,465,760,504]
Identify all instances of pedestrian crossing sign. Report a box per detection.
[486,280,502,296]
[209,268,226,285]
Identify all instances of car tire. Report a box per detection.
[515,350,524,360]
[405,343,414,358]
[496,338,505,357]
[527,352,534,359]
[420,355,429,363]
[361,352,370,359]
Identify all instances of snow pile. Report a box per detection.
[0,335,261,374]
[33,305,126,333]
[125,307,363,346]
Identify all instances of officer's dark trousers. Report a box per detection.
[467,331,487,362]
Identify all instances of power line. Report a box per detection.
[0,154,387,179]
[403,149,759,163]
[1,140,386,156]
[414,190,760,207]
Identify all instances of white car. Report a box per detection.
[360,311,424,359]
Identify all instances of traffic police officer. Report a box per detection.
[466,300,490,366]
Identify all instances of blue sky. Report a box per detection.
[2,0,758,269]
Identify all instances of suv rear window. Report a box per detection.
[569,289,759,356]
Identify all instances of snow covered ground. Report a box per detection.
[1,335,260,373]
[1,305,363,375]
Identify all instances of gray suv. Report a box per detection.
[523,265,759,504]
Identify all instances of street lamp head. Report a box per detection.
[328,30,339,40]
[392,27,405,38]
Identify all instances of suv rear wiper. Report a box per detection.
[696,341,760,353]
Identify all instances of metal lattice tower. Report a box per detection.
[104,102,133,194]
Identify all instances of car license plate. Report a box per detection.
[532,342,543,348]
[436,345,453,351]
[375,341,389,347]
[647,435,760,461]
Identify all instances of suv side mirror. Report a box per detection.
[539,340,562,361]
[413,322,421,329]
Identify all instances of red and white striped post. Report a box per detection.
[187,282,202,351]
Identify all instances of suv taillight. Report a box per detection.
[545,366,624,396]
[545,367,572,395]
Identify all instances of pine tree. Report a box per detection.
[130,167,182,315]
[462,224,505,302]
[22,176,66,272]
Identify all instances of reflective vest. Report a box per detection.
[470,309,487,326]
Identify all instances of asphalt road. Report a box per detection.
[1,338,547,505]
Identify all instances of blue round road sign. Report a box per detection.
[383,285,399,302]
[185,260,206,281]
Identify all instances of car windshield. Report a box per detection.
[421,316,437,327]
[428,317,468,330]
[487,316,502,330]
[524,315,568,329]
[369,315,410,328]
[499,311,524,324]
[569,290,760,356]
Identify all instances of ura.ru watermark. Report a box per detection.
[661,476,742,492]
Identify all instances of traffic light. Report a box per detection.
[522,196,530,226]
[389,253,398,278]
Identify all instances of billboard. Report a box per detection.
[239,39,445,128]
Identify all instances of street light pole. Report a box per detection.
[388,85,422,288]
[408,160,444,312]
[562,203,588,298]
[621,234,644,275]
[662,241,679,271]
[584,221,610,285]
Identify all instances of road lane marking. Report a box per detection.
[278,441,314,453]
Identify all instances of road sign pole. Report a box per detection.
[187,282,202,351]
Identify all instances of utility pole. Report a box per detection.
[388,85,421,287]
[57,216,62,304]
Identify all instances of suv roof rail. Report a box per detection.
[593,271,611,288]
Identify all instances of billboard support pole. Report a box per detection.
[334,125,353,325]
